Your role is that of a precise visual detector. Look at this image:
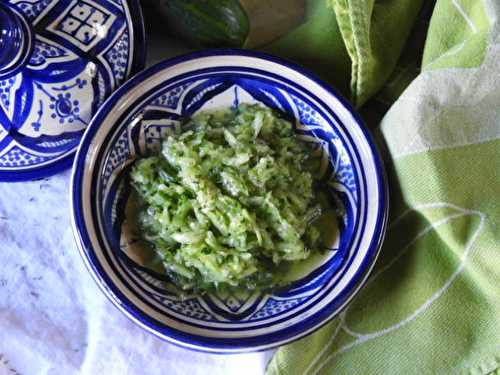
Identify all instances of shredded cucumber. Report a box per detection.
[130,104,326,292]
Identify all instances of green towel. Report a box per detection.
[267,0,500,374]
[265,0,423,106]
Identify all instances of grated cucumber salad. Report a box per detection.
[130,104,327,292]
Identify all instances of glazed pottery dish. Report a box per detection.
[71,50,389,353]
[0,0,144,181]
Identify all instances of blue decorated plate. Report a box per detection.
[71,50,389,353]
[0,0,145,181]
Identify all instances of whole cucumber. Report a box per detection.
[154,0,250,48]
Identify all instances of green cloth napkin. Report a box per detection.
[265,0,423,106]
[267,0,500,374]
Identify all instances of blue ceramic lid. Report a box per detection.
[0,0,145,181]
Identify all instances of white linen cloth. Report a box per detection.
[0,171,273,375]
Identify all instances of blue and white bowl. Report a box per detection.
[71,50,388,353]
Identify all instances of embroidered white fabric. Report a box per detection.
[0,171,273,375]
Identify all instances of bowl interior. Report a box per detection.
[73,52,385,352]
[101,74,358,313]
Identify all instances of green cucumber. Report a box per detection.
[154,0,250,48]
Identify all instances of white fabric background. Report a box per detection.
[0,35,273,375]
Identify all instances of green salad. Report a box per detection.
[130,104,326,292]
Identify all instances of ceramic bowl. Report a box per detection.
[71,50,388,353]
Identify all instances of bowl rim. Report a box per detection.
[70,48,389,353]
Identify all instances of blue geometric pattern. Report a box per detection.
[0,78,15,110]
[101,126,132,190]
[14,0,56,22]
[149,82,193,111]
[56,2,112,46]
[153,296,215,321]
[47,0,117,53]
[142,123,179,154]
[0,0,141,179]
[291,95,325,127]
[248,297,308,320]
[104,30,129,83]
[28,40,68,67]
[0,145,50,167]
